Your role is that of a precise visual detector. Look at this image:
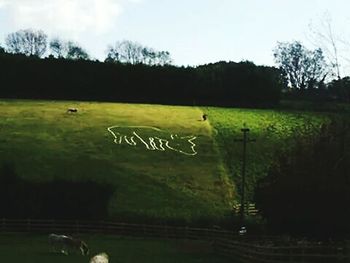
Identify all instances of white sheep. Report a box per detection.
[90,252,109,263]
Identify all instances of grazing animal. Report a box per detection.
[48,233,89,256]
[202,114,207,121]
[67,108,78,113]
[90,252,109,263]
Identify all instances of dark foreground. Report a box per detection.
[0,233,233,263]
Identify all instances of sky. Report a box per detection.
[0,0,350,73]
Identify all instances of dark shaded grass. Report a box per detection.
[0,233,233,263]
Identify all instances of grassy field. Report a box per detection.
[0,99,330,222]
[0,233,232,263]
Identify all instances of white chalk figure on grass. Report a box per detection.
[107,125,197,156]
[90,252,109,263]
[48,233,89,256]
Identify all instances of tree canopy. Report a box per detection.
[328,76,350,102]
[274,41,328,90]
[5,29,47,58]
[0,53,282,108]
[106,40,172,65]
[49,38,89,60]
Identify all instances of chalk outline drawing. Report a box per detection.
[107,125,197,156]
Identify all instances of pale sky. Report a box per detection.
[0,0,350,74]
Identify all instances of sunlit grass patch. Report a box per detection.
[0,100,232,222]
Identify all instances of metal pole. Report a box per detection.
[240,128,249,224]
[234,127,255,229]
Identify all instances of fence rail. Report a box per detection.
[0,218,349,263]
[0,218,237,240]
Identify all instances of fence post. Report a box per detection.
[301,247,305,263]
[76,220,80,234]
[1,218,5,232]
[336,246,344,262]
[120,222,124,236]
[206,228,210,241]
[142,224,146,237]
[288,246,292,262]
[165,225,168,239]
[50,219,55,233]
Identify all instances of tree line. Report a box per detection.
[0,53,282,107]
[1,28,349,105]
[273,40,350,103]
[1,28,171,65]
[0,29,282,107]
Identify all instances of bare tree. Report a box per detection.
[157,51,172,66]
[308,13,348,79]
[5,33,22,54]
[5,29,47,57]
[107,40,143,64]
[141,46,155,65]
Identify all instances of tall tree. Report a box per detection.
[273,41,328,90]
[49,38,65,58]
[106,40,172,65]
[106,40,143,64]
[66,41,89,60]
[308,13,348,80]
[49,38,89,60]
[5,29,47,57]
[0,44,5,54]
[154,51,172,66]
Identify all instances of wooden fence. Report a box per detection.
[0,218,236,240]
[215,238,350,263]
[0,218,349,263]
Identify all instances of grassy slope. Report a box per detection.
[0,100,233,222]
[0,99,330,221]
[0,233,232,263]
[204,107,329,200]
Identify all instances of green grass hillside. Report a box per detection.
[0,100,233,222]
[204,107,329,200]
[0,100,329,222]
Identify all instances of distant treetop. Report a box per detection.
[105,40,172,66]
[5,29,47,58]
